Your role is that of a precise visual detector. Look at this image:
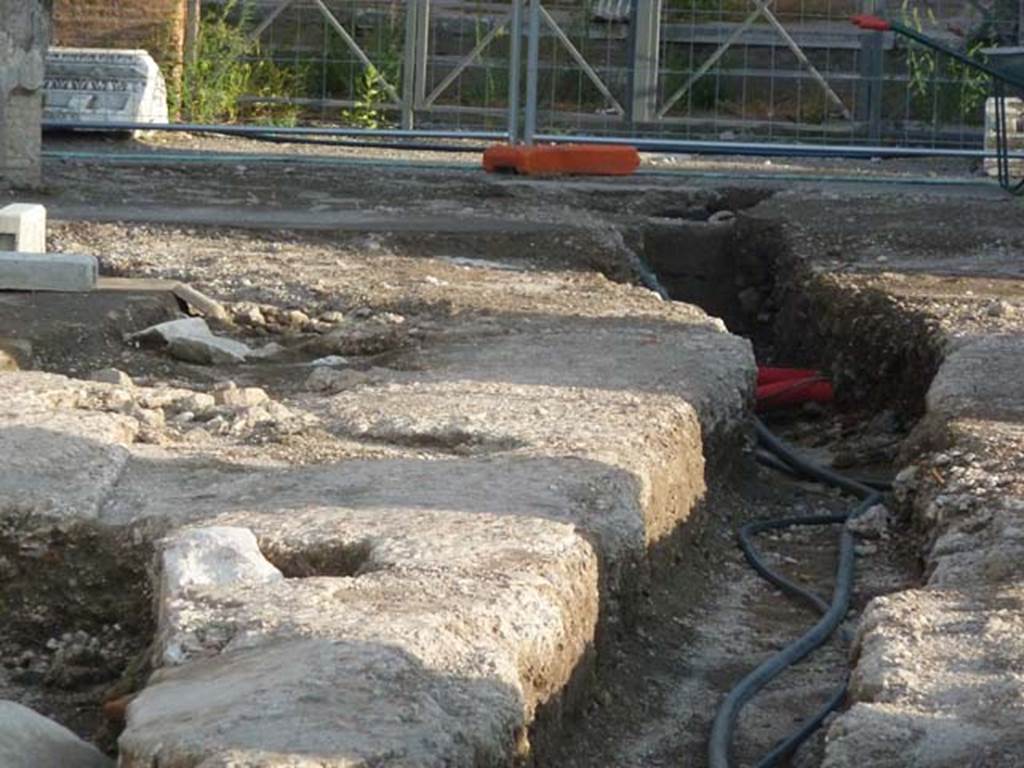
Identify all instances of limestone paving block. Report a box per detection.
[0,700,113,768]
[45,48,169,125]
[0,371,137,518]
[0,251,96,292]
[0,203,46,252]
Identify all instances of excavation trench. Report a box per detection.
[541,204,938,767]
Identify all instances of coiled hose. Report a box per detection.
[707,418,884,768]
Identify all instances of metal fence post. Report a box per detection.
[413,0,431,111]
[629,0,662,125]
[508,0,524,142]
[401,1,420,130]
[523,0,541,145]
[857,0,885,142]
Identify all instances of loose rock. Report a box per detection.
[89,368,134,387]
[0,700,113,768]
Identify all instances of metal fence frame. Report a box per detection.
[192,0,1024,151]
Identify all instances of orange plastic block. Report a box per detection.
[482,144,523,173]
[482,143,640,176]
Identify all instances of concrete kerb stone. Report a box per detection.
[0,251,97,292]
[0,203,46,252]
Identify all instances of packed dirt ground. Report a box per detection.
[2,134,1023,767]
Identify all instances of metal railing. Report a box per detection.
[189,0,1023,150]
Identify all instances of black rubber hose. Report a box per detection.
[754,448,893,493]
[707,418,883,768]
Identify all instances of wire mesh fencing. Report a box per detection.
[181,0,1023,149]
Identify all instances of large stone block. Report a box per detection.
[0,251,97,291]
[0,203,47,252]
[1,0,49,188]
[44,47,168,125]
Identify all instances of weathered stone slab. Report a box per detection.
[0,251,97,292]
[0,203,47,252]
[44,48,168,126]
[0,700,113,768]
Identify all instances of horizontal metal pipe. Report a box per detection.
[42,120,1022,161]
[532,133,1024,160]
[42,120,507,141]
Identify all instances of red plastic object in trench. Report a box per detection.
[755,367,834,412]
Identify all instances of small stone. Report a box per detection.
[0,338,32,371]
[233,303,266,327]
[89,368,134,387]
[246,342,285,360]
[102,389,135,413]
[319,311,345,324]
[305,367,369,393]
[310,355,349,367]
[131,406,165,430]
[847,504,890,539]
[351,306,373,319]
[985,300,1009,318]
[172,393,216,414]
[214,387,270,408]
[284,310,310,327]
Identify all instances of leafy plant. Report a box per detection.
[178,0,305,125]
[342,65,394,128]
[337,17,402,129]
[901,0,990,125]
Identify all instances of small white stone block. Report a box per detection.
[0,204,46,253]
[0,251,97,291]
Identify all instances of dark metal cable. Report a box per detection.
[708,418,883,768]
